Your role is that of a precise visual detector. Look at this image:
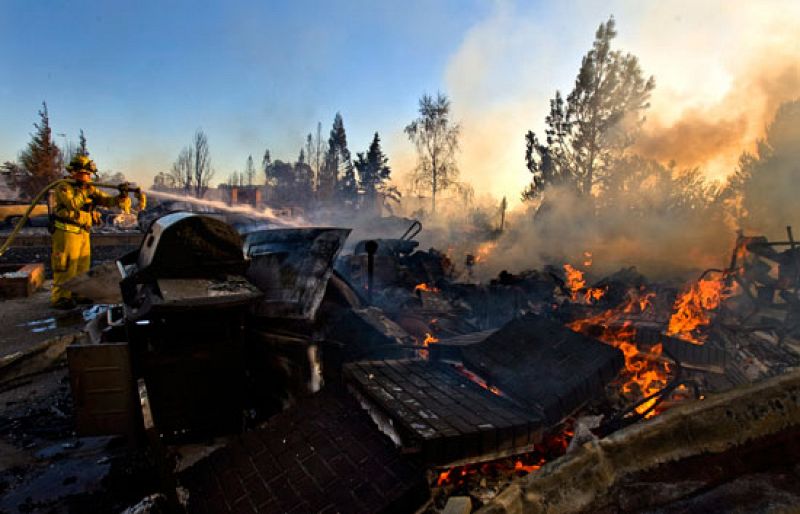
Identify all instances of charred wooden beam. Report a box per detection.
[478,368,800,514]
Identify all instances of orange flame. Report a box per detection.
[667,275,727,345]
[415,283,440,293]
[435,427,572,487]
[423,333,439,346]
[564,263,606,304]
[569,290,669,418]
[564,264,586,301]
[418,332,439,360]
[474,241,498,264]
[452,363,502,396]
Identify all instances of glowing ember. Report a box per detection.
[667,274,728,345]
[418,332,440,360]
[435,427,573,487]
[415,283,440,293]
[452,363,502,396]
[568,289,669,418]
[474,241,497,263]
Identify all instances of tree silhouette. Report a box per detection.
[405,92,460,214]
[523,17,654,200]
[18,102,63,198]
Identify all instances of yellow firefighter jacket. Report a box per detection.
[52,182,129,233]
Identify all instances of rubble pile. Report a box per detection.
[2,213,800,513]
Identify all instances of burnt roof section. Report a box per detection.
[179,386,428,514]
[344,359,544,466]
[461,313,625,424]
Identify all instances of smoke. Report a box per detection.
[635,58,800,181]
[405,0,800,278]
[737,99,800,240]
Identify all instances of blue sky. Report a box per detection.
[1,1,798,205]
[0,0,493,183]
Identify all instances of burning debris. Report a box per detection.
[4,208,800,513]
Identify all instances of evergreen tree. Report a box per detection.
[319,112,355,204]
[523,17,654,200]
[18,102,63,198]
[355,132,392,213]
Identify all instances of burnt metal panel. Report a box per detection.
[67,342,139,438]
[244,227,350,320]
[128,309,248,440]
[461,313,625,424]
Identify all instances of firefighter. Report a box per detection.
[50,155,135,309]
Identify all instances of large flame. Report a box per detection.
[568,289,668,418]
[666,274,728,345]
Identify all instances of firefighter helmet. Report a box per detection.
[66,155,96,174]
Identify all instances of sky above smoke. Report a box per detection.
[0,0,798,207]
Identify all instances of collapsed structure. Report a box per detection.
[4,211,800,513]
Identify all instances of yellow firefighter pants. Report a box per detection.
[51,228,91,304]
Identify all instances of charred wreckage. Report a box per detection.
[23,213,800,512]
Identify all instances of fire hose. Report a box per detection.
[0,178,145,257]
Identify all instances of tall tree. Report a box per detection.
[355,132,392,213]
[18,102,63,198]
[169,147,193,194]
[191,129,213,198]
[294,156,314,204]
[152,171,175,190]
[245,154,255,186]
[319,113,354,204]
[523,17,654,200]
[405,92,460,214]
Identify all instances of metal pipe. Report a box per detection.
[365,240,378,303]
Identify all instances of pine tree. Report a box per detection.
[355,132,392,213]
[523,17,654,200]
[18,102,63,198]
[319,112,355,204]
